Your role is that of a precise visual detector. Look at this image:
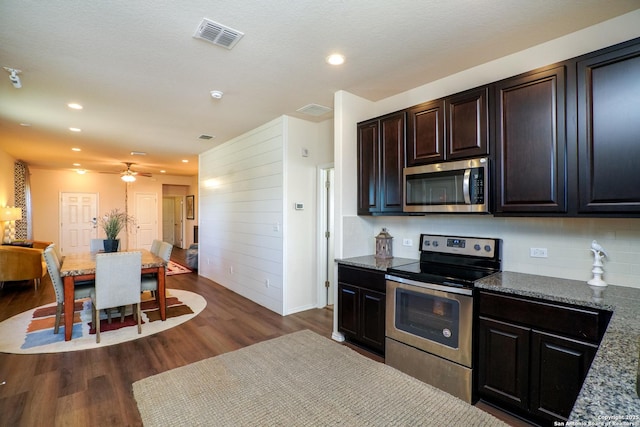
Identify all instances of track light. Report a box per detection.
[3,67,22,89]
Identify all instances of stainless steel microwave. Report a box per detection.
[403,157,489,213]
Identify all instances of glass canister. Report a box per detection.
[375,228,393,259]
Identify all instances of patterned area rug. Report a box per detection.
[133,330,508,426]
[166,260,192,276]
[0,289,206,354]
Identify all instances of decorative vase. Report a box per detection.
[103,239,119,253]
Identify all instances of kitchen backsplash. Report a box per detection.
[342,215,640,289]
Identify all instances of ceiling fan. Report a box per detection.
[102,162,152,182]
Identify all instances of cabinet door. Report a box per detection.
[577,42,640,213]
[446,87,489,160]
[477,317,530,411]
[380,112,406,213]
[337,283,359,339]
[406,99,445,166]
[357,120,380,214]
[495,65,567,214]
[530,330,598,422]
[359,289,386,353]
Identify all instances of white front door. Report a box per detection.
[60,192,98,255]
[134,192,158,250]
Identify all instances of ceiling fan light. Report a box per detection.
[121,173,136,182]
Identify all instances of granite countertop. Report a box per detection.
[476,271,640,424]
[335,255,417,271]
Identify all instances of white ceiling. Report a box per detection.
[1,1,639,177]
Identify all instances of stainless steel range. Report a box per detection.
[385,234,501,403]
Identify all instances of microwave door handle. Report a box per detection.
[463,169,471,204]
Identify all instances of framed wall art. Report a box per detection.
[186,195,195,220]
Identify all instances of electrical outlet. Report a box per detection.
[402,238,413,247]
[530,248,548,258]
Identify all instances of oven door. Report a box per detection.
[386,277,473,367]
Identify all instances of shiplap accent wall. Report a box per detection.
[199,117,285,314]
[199,115,333,315]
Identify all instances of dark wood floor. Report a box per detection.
[0,247,531,426]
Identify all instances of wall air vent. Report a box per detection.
[297,103,333,117]
[194,18,244,50]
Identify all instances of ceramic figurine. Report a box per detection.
[588,240,608,301]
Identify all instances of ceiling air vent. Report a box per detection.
[297,104,333,117]
[198,134,214,140]
[194,18,244,49]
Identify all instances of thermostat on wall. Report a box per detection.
[294,202,304,210]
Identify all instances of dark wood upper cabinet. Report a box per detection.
[577,41,640,214]
[406,87,488,166]
[446,87,489,160]
[357,119,379,214]
[406,99,445,165]
[494,65,567,214]
[357,111,406,215]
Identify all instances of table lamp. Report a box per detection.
[1,207,22,244]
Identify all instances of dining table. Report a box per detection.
[59,248,167,341]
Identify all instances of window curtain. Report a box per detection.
[14,161,32,240]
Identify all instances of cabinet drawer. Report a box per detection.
[478,291,608,342]
[338,265,385,293]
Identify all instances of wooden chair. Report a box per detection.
[91,251,142,343]
[43,245,94,334]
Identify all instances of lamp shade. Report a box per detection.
[0,207,22,221]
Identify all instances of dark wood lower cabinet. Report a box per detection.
[477,291,607,425]
[478,317,530,411]
[530,331,598,421]
[337,264,386,355]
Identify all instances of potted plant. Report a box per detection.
[98,208,136,252]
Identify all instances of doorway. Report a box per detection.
[162,196,184,248]
[317,165,335,308]
[60,192,98,255]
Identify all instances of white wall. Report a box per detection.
[198,115,333,315]
[334,10,640,289]
[284,117,333,313]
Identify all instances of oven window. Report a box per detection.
[394,287,460,349]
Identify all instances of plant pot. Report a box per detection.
[103,239,120,253]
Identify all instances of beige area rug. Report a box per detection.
[133,330,507,426]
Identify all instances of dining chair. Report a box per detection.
[43,244,94,334]
[90,238,104,252]
[141,242,172,297]
[91,251,142,343]
[150,239,162,256]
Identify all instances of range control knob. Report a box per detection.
[423,240,431,247]
[432,241,439,247]
[474,244,481,251]
[484,245,492,252]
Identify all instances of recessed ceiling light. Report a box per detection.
[19,123,31,127]
[67,103,83,110]
[182,159,189,163]
[326,53,345,65]
[73,163,81,166]
[160,170,166,174]
[69,127,82,132]
[71,147,81,152]
[210,90,223,99]
[76,169,86,175]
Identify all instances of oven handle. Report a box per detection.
[385,274,473,296]
[463,168,471,204]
